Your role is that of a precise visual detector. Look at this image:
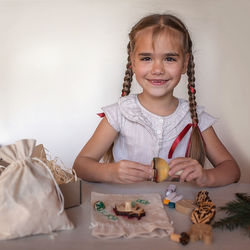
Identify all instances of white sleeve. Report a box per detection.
[198,109,217,132]
[101,103,121,132]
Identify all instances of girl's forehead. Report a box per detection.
[133,26,184,53]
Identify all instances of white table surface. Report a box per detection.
[1,181,250,250]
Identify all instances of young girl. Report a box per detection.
[73,14,240,187]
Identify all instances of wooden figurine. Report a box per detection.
[175,199,197,215]
[191,190,216,224]
[170,232,190,245]
[151,157,183,182]
[189,223,213,244]
[114,201,145,220]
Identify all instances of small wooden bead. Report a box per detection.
[170,233,180,243]
[163,198,170,205]
[175,199,196,215]
[168,202,175,208]
[179,232,190,245]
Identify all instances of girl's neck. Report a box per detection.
[137,93,178,116]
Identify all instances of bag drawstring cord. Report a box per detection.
[32,157,65,215]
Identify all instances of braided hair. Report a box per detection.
[121,43,133,96]
[104,14,206,165]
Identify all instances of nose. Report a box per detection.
[151,60,164,75]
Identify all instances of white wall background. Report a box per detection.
[0,0,250,182]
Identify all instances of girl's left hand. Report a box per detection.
[168,157,208,187]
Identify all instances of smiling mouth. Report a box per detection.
[148,79,169,86]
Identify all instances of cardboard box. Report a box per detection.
[60,178,82,209]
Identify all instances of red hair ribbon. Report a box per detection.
[122,91,127,97]
[186,123,206,157]
[188,83,195,94]
[168,123,193,159]
[168,122,206,159]
[97,112,105,118]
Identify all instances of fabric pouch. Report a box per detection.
[91,192,174,239]
[0,139,74,240]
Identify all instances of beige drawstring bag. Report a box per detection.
[0,139,74,240]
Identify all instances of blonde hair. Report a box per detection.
[104,14,206,166]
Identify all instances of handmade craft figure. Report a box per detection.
[152,158,183,182]
[170,232,190,245]
[191,191,216,224]
[114,201,146,220]
[162,184,183,208]
[189,223,213,244]
[170,190,215,245]
[175,199,197,215]
[151,157,170,182]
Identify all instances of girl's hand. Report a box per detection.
[168,157,208,187]
[108,160,153,184]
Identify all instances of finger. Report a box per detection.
[185,171,199,182]
[123,174,148,183]
[131,164,153,174]
[118,166,150,180]
[169,161,189,176]
[169,158,198,176]
[169,157,189,167]
[127,168,152,180]
[127,164,153,178]
[115,173,146,184]
[179,166,196,182]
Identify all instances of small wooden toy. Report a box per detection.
[170,232,190,245]
[175,199,197,215]
[151,157,182,182]
[189,223,213,244]
[195,190,212,206]
[166,184,176,196]
[168,202,175,208]
[113,201,145,220]
[162,185,183,208]
[191,191,216,224]
[191,204,216,224]
[171,190,215,246]
[163,198,170,205]
[94,201,105,211]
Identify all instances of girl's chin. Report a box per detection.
[141,90,172,98]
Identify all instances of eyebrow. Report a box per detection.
[138,52,180,57]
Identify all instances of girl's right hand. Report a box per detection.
[107,160,153,184]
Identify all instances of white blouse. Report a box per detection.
[102,94,216,165]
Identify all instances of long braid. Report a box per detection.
[186,52,206,165]
[187,53,198,124]
[121,43,133,96]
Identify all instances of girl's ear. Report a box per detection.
[182,53,190,74]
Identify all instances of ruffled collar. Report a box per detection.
[119,93,187,121]
[118,94,204,139]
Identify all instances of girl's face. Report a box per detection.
[131,27,189,99]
